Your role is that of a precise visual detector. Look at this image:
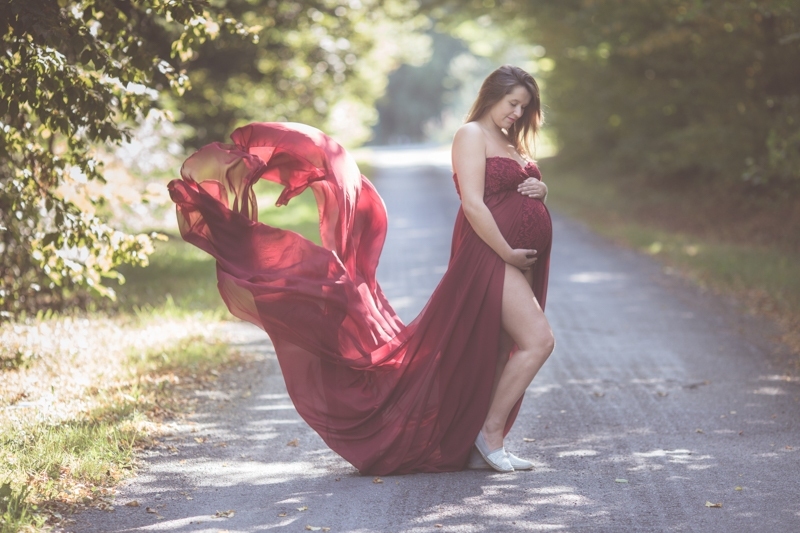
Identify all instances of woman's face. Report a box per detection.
[489,85,532,130]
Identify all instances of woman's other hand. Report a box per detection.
[504,248,538,271]
[517,177,547,200]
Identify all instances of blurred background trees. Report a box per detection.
[0,0,425,318]
[2,0,799,319]
[0,0,242,317]
[426,0,800,189]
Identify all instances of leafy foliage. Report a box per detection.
[0,0,251,318]
[0,0,425,319]
[372,31,468,143]
[430,0,800,187]
[174,0,429,149]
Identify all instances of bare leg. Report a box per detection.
[489,267,536,405]
[489,330,513,407]
[481,263,555,451]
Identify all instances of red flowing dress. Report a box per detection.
[168,122,552,475]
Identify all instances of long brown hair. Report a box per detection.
[465,65,542,157]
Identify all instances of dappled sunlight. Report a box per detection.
[401,480,592,532]
[567,272,626,284]
[251,403,298,411]
[556,449,599,458]
[752,387,787,395]
[256,393,291,400]
[525,383,562,397]
[175,459,331,487]
[758,374,800,383]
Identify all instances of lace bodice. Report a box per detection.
[452,156,551,251]
[452,156,542,198]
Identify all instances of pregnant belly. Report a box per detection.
[509,197,552,251]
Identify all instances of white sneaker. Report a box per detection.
[474,431,514,472]
[506,452,534,470]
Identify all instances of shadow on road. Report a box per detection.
[73,148,800,533]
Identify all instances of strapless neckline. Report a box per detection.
[485,155,534,173]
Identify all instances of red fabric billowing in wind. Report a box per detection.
[168,122,551,474]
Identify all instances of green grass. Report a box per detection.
[112,179,322,318]
[602,224,800,312]
[0,482,44,533]
[115,240,224,316]
[0,333,239,532]
[0,169,326,532]
[545,156,800,354]
[253,180,321,245]
[128,334,234,377]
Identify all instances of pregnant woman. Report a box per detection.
[168,65,554,475]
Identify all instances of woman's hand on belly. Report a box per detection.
[517,177,547,200]
[505,248,538,271]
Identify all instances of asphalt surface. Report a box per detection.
[72,149,800,532]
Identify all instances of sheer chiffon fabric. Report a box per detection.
[168,122,551,475]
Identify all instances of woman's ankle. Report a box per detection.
[481,422,505,449]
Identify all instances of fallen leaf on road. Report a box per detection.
[168,446,179,453]
[695,429,704,434]
[194,437,206,443]
[523,437,535,442]
[146,507,158,514]
[297,505,308,512]
[373,477,383,484]
[287,438,300,447]
[334,478,341,481]
[179,459,187,464]
[125,501,140,507]
[593,391,605,397]
[305,526,320,531]
[186,497,193,500]
[786,446,793,450]
[615,479,628,483]
[435,524,443,528]
[278,512,287,517]
[213,510,235,518]
[735,486,743,491]
[656,391,668,397]
[705,501,722,508]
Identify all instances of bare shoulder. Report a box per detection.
[452,123,486,170]
[452,122,487,183]
[453,122,486,152]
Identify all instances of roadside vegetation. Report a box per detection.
[1,1,410,529]
[4,1,799,530]
[545,156,800,365]
[0,193,319,532]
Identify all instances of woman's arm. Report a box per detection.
[452,124,537,271]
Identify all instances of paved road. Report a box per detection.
[72,150,800,532]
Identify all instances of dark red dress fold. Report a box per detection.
[168,123,551,475]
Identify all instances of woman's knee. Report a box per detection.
[518,318,554,354]
[541,326,555,356]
